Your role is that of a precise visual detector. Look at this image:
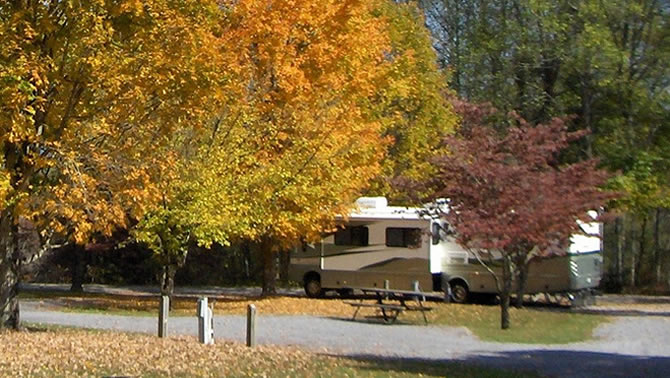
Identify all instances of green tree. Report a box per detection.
[420,0,670,289]
[420,0,670,165]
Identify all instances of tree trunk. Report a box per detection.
[630,217,637,287]
[160,264,177,304]
[500,254,513,330]
[514,261,528,308]
[581,78,594,159]
[615,216,624,288]
[242,241,251,280]
[261,237,277,296]
[70,245,87,292]
[654,208,661,284]
[0,210,20,330]
[635,216,647,287]
[630,251,637,287]
[279,250,290,284]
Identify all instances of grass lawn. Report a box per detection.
[2,325,539,377]
[20,289,609,344]
[408,304,608,344]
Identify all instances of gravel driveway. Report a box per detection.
[20,300,670,378]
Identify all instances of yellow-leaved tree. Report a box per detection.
[133,0,392,296]
[366,0,458,202]
[0,0,225,329]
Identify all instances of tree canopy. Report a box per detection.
[366,1,458,202]
[420,0,670,290]
[133,0,395,295]
[0,0,229,329]
[416,105,613,329]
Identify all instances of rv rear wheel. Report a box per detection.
[304,276,323,298]
[449,281,469,304]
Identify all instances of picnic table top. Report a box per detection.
[343,301,407,310]
[357,287,444,299]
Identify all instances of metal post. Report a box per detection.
[158,295,169,338]
[247,304,256,347]
[383,279,390,290]
[412,280,420,292]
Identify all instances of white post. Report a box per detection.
[209,301,215,342]
[158,295,169,338]
[197,297,213,345]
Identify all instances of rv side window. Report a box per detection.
[334,226,369,246]
[386,228,422,249]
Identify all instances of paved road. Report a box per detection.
[20,300,670,378]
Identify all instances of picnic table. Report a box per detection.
[343,287,437,324]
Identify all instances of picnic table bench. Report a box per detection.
[344,287,436,324]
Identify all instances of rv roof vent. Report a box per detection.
[356,197,388,209]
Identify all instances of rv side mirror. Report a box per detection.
[432,223,440,245]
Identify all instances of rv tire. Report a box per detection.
[449,280,469,304]
[304,275,324,298]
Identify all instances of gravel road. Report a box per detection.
[20,300,670,378]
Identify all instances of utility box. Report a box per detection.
[197,297,214,344]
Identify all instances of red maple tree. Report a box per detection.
[423,108,614,329]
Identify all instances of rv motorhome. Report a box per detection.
[288,197,602,304]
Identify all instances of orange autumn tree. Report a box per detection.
[144,0,391,295]
[218,0,460,292]
[0,0,225,329]
[230,0,390,294]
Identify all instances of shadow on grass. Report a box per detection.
[323,315,416,326]
[332,350,670,378]
[570,308,670,317]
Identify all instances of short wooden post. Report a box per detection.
[247,304,256,347]
[158,295,169,338]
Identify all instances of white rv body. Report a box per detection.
[288,197,602,302]
[289,198,447,294]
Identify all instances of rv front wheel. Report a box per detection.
[304,276,323,298]
[449,281,469,304]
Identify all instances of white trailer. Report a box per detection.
[288,197,602,303]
